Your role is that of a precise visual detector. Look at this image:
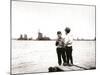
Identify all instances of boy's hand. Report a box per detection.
[55,41,59,46]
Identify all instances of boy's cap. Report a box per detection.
[65,27,71,33]
[57,31,62,34]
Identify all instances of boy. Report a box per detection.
[55,31,66,66]
[64,27,73,65]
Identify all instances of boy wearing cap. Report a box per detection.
[64,27,73,65]
[55,31,66,66]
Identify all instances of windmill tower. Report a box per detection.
[37,29,43,40]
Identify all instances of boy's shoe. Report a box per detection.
[63,63,68,66]
[67,63,74,66]
[58,63,61,66]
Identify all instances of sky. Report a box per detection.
[12,0,95,39]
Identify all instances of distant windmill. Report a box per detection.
[37,29,43,40]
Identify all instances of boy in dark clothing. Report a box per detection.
[55,31,66,66]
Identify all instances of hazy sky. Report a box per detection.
[12,0,95,39]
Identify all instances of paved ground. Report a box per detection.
[12,41,96,74]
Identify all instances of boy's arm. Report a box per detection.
[55,41,59,46]
[55,39,59,46]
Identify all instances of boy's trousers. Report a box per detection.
[65,46,73,64]
[56,48,66,65]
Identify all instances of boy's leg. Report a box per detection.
[65,47,70,64]
[61,48,67,63]
[69,47,73,64]
[56,48,62,65]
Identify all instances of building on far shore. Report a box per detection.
[36,31,51,40]
[24,34,27,40]
[18,34,23,40]
[17,31,51,40]
[37,32,43,40]
[17,34,33,40]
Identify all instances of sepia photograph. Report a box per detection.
[11,0,96,74]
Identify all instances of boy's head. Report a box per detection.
[57,31,62,38]
[65,27,70,35]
